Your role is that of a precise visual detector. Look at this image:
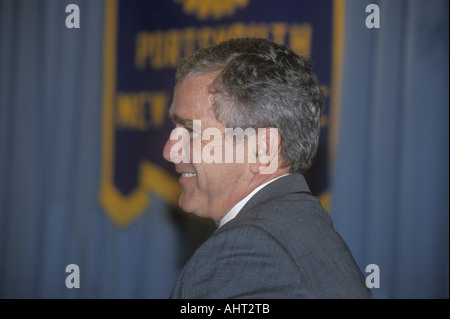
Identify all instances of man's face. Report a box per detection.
[163,73,252,222]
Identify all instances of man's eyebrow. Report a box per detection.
[169,113,193,128]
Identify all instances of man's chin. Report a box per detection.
[179,195,198,215]
[180,201,212,222]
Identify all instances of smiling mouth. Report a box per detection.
[181,173,197,177]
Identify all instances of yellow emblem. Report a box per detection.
[175,0,249,20]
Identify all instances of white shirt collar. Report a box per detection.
[218,174,290,228]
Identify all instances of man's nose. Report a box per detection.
[163,137,174,162]
[163,127,191,164]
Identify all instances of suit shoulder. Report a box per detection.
[233,192,334,240]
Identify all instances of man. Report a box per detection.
[163,38,372,298]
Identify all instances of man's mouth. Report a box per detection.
[181,173,197,178]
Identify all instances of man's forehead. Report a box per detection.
[173,72,219,105]
[168,97,199,126]
[169,75,221,126]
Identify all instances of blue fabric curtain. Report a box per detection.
[1,0,448,299]
[0,0,181,298]
[332,0,449,298]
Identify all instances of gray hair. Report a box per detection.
[176,37,324,174]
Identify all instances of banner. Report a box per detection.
[100,0,338,226]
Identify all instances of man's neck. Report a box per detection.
[218,173,291,227]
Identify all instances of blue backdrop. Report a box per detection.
[0,0,448,298]
[332,0,448,298]
[0,0,182,298]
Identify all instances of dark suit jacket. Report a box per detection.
[170,174,373,298]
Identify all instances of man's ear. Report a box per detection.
[249,127,281,175]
